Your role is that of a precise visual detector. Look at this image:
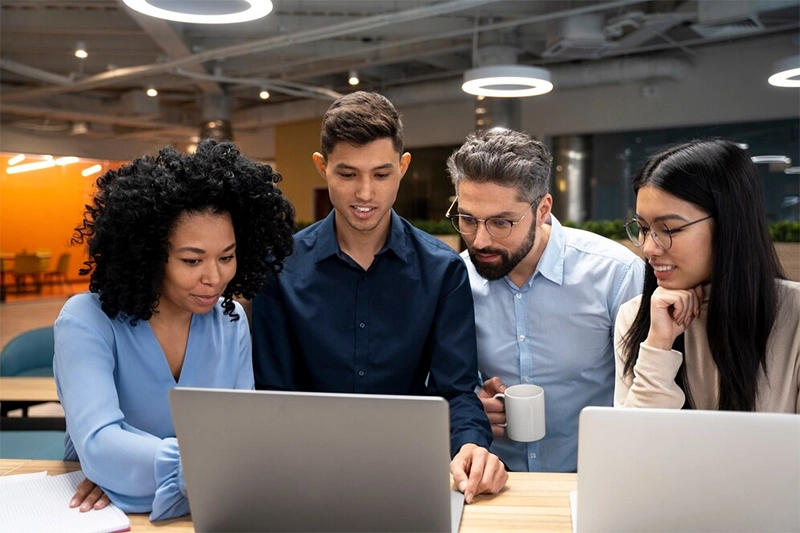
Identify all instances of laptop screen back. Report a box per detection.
[575,407,800,533]
[170,387,460,533]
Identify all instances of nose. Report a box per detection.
[640,233,663,259]
[471,222,494,249]
[201,261,222,286]
[355,177,373,201]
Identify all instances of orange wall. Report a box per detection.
[274,118,325,223]
[0,154,123,281]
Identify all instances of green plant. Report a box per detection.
[408,219,459,235]
[769,220,800,242]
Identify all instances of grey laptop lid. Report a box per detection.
[575,406,800,533]
[170,387,464,533]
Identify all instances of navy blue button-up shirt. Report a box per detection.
[252,210,492,455]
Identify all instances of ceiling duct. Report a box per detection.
[542,13,611,58]
[691,0,764,38]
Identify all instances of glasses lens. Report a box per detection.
[625,219,643,247]
[453,216,478,234]
[486,219,513,238]
[653,223,671,250]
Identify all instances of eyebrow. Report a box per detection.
[333,162,395,172]
[637,214,689,224]
[174,242,236,254]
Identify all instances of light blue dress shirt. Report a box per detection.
[463,215,645,472]
[54,292,254,520]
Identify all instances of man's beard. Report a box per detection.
[468,223,536,281]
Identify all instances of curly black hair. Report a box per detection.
[72,139,295,323]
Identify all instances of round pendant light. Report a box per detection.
[462,65,553,98]
[122,0,273,24]
[768,55,800,88]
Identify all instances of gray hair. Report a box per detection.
[446,128,552,203]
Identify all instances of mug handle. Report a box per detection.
[492,392,507,428]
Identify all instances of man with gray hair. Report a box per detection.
[446,128,644,472]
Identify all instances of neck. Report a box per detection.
[334,210,391,270]
[507,223,551,288]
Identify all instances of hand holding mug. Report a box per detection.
[493,384,546,442]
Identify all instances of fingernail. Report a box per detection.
[458,481,467,492]
[80,503,91,512]
[69,498,79,508]
[95,501,106,510]
[465,493,473,504]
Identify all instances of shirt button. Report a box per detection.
[359,322,365,329]
[530,453,537,459]
[516,293,522,299]
[358,370,365,376]
[519,335,525,341]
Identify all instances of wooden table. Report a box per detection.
[0,377,59,402]
[0,459,576,532]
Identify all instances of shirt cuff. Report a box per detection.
[150,437,191,521]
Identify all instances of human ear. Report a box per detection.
[312,152,327,180]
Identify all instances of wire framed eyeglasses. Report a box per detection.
[445,195,542,239]
[624,215,712,251]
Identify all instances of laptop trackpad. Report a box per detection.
[451,490,465,533]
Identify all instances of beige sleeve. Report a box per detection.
[613,297,686,408]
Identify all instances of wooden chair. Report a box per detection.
[43,253,72,294]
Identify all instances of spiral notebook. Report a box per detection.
[0,469,130,533]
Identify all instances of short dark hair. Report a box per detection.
[73,139,296,323]
[319,91,404,158]
[446,128,552,204]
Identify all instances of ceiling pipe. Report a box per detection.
[1,0,504,103]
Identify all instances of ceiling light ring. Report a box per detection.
[462,65,553,98]
[768,55,800,88]
[122,0,273,24]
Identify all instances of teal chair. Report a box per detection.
[0,327,65,459]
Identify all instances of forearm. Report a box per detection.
[617,343,686,408]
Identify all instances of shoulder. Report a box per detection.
[400,217,462,261]
[57,292,108,325]
[561,226,642,268]
[775,279,800,315]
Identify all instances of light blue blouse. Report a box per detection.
[53,292,253,520]
[465,215,645,472]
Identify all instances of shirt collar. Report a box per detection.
[311,209,408,264]
[529,213,565,287]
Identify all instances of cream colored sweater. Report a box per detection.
[614,279,800,413]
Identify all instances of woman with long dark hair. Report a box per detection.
[614,139,799,412]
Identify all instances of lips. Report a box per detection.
[192,294,219,306]
[351,205,376,219]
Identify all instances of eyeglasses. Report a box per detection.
[624,215,712,251]
[445,195,542,239]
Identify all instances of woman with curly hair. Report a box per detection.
[54,139,295,520]
[615,139,799,412]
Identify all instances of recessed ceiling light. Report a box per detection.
[462,65,553,98]
[348,70,360,86]
[75,42,88,59]
[146,86,158,97]
[122,0,273,24]
[259,88,270,100]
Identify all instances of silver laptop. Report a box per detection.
[574,406,800,533]
[170,387,465,533]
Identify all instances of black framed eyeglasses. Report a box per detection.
[624,215,712,251]
[445,195,542,239]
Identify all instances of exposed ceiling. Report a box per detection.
[1,0,798,145]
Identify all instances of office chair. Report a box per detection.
[0,326,55,417]
[43,253,73,294]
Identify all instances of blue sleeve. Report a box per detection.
[54,301,188,520]
[611,257,646,329]
[251,273,300,390]
[233,302,256,390]
[426,257,493,456]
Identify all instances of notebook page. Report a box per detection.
[0,469,130,533]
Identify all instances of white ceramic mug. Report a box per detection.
[493,384,546,442]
